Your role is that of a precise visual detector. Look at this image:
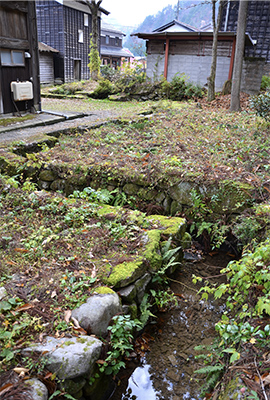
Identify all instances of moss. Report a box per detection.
[0,114,35,127]
[128,303,138,319]
[181,232,192,249]
[145,215,186,237]
[143,229,162,270]
[0,152,24,175]
[218,375,252,400]
[93,286,115,295]
[63,340,75,346]
[97,204,122,218]
[103,258,145,288]
[77,337,88,344]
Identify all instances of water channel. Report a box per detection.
[110,253,231,400]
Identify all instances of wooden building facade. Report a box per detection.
[100,22,133,69]
[36,0,108,83]
[133,17,264,94]
[39,42,59,84]
[220,1,270,70]
[0,1,41,114]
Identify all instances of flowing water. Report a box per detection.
[111,254,231,400]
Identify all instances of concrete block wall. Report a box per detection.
[241,57,265,94]
[147,49,263,94]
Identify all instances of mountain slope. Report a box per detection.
[123,1,212,56]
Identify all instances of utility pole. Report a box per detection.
[230,0,249,111]
[175,0,180,20]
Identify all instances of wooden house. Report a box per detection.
[36,0,109,83]
[39,42,59,84]
[133,19,264,94]
[0,1,41,114]
[220,0,270,73]
[101,22,133,69]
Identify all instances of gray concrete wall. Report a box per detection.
[147,53,231,91]
[241,57,265,94]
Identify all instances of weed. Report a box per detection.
[98,315,142,377]
[150,289,178,311]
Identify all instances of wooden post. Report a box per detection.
[164,37,170,79]
[228,36,236,80]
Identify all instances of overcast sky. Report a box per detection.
[101,0,177,28]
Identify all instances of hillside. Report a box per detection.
[123,1,212,56]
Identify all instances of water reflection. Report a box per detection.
[112,256,230,400]
[123,363,156,400]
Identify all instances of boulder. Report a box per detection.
[23,336,102,380]
[71,292,122,337]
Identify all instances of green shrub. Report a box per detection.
[261,75,270,91]
[250,91,270,120]
[90,78,115,99]
[168,73,187,100]
[49,82,84,96]
[166,74,204,101]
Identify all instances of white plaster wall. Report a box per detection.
[147,53,231,91]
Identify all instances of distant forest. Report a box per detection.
[123,1,212,56]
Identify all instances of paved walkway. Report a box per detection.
[0,109,121,147]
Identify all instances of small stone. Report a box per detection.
[25,378,48,400]
[0,286,7,300]
[168,354,177,366]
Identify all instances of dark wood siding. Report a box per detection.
[63,5,91,81]
[36,1,65,81]
[221,1,270,61]
[0,1,40,114]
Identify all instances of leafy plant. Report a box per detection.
[60,270,96,309]
[150,289,178,311]
[250,90,270,120]
[98,315,142,377]
[152,238,181,284]
[260,75,270,91]
[0,297,44,371]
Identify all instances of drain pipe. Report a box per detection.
[41,110,70,120]
[224,0,230,31]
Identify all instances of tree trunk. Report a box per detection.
[207,0,225,102]
[85,0,102,80]
[230,0,249,112]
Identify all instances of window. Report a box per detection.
[78,30,83,43]
[105,35,109,44]
[0,49,24,66]
[115,37,119,46]
[84,13,88,26]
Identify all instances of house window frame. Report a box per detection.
[105,35,109,44]
[0,49,25,66]
[84,13,89,26]
[115,37,119,46]
[78,29,84,43]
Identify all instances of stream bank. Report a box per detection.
[111,254,231,400]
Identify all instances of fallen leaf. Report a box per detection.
[13,367,29,375]
[72,326,87,335]
[14,303,34,312]
[64,310,72,323]
[51,290,57,298]
[0,383,13,396]
[14,248,28,253]
[71,317,80,328]
[262,374,270,386]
